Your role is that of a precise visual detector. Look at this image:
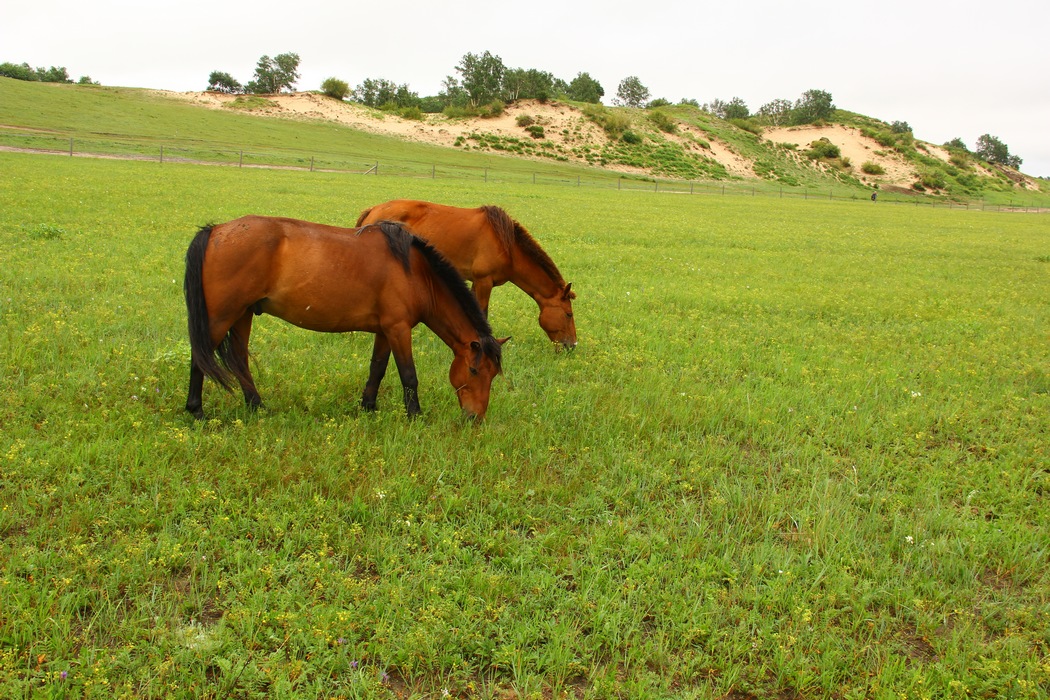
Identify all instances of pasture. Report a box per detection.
[1,151,1047,699]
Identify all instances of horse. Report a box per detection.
[355,200,577,350]
[184,216,508,421]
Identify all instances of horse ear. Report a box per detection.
[562,283,576,300]
[497,336,511,345]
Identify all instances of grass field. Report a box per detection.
[1,151,1048,699]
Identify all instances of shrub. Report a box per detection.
[399,106,423,121]
[622,130,642,144]
[583,104,631,138]
[479,101,505,118]
[526,125,545,139]
[516,114,535,127]
[917,168,946,190]
[320,78,349,100]
[861,161,885,175]
[443,105,474,119]
[647,110,677,134]
[806,138,840,160]
[729,118,762,135]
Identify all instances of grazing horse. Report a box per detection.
[356,200,577,350]
[184,216,507,421]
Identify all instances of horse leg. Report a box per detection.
[186,362,205,420]
[386,325,421,418]
[360,333,392,412]
[228,312,263,411]
[472,278,494,318]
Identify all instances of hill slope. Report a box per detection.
[164,90,1045,198]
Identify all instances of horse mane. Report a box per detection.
[368,221,503,369]
[481,206,567,288]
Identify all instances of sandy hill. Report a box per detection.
[163,91,1040,192]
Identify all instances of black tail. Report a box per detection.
[184,225,238,392]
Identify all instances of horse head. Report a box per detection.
[538,283,577,350]
[450,336,509,421]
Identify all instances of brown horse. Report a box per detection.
[356,200,577,350]
[184,216,507,421]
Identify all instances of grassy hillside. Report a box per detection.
[3,77,1048,206]
[2,152,1048,698]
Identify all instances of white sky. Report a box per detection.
[4,0,1049,177]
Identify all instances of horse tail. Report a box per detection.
[354,206,374,227]
[184,225,237,392]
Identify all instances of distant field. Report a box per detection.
[1,151,1048,698]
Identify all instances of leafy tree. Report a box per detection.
[321,77,349,100]
[707,96,749,120]
[757,98,793,126]
[0,62,36,81]
[36,66,72,83]
[1,62,75,83]
[565,72,604,104]
[246,53,300,94]
[944,137,968,151]
[439,75,469,109]
[502,68,554,102]
[791,89,834,124]
[77,75,100,86]
[975,134,1022,169]
[614,76,650,108]
[678,98,700,108]
[456,51,505,107]
[207,71,243,94]
[647,98,672,108]
[890,120,912,134]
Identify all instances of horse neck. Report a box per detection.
[507,245,563,303]
[420,277,482,351]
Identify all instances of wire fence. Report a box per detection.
[2,128,1046,213]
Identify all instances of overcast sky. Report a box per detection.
[4,0,1048,176]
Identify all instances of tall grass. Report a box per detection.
[1,152,1048,698]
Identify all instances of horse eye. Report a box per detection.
[566,312,574,319]
[469,366,479,376]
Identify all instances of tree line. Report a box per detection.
[0,62,98,85]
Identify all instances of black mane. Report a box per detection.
[481,206,566,287]
[369,221,502,368]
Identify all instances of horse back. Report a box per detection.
[357,200,511,282]
[204,216,418,332]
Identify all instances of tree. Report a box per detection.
[36,66,72,83]
[791,89,834,124]
[456,51,505,107]
[207,71,243,94]
[77,75,100,85]
[975,134,1022,169]
[757,98,793,126]
[890,120,912,134]
[0,62,36,81]
[707,96,749,120]
[502,68,554,102]
[565,72,604,104]
[321,77,349,100]
[944,137,968,151]
[614,76,650,108]
[246,53,300,94]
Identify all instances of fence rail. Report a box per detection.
[2,128,1045,213]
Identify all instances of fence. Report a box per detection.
[2,128,1045,213]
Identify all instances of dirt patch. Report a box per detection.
[763,124,917,187]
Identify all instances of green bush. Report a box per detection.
[516,114,535,127]
[621,130,642,145]
[729,118,762,135]
[806,138,840,159]
[917,168,947,190]
[479,101,505,118]
[647,110,677,134]
[398,106,423,121]
[861,161,885,175]
[583,104,632,138]
[526,125,545,139]
[320,77,349,100]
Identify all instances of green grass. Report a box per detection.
[1,151,1049,698]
